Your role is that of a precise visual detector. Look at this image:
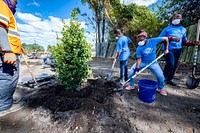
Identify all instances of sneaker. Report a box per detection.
[13,97,21,104]
[156,88,167,96]
[13,91,22,104]
[125,85,135,91]
[165,80,177,86]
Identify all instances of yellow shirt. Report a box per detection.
[0,0,23,54]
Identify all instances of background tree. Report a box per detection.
[81,0,166,51]
[155,0,200,26]
[51,8,92,89]
[22,43,45,54]
[108,2,166,42]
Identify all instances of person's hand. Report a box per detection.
[164,49,169,55]
[114,58,117,63]
[192,41,200,45]
[134,68,140,75]
[172,37,180,42]
[3,53,16,65]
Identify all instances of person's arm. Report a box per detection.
[0,22,16,65]
[0,23,12,52]
[182,40,200,46]
[115,39,122,60]
[134,58,141,75]
[167,36,180,42]
[134,47,142,74]
[115,52,121,59]
[127,37,133,45]
[181,28,200,46]
[161,37,169,54]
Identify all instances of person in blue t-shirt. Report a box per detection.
[128,30,169,96]
[159,14,200,86]
[114,29,132,83]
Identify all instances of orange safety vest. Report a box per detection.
[0,0,23,54]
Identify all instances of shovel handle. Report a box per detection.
[192,19,200,77]
[22,54,38,85]
[111,59,116,70]
[123,53,165,85]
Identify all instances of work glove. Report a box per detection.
[3,53,17,65]
[134,68,140,75]
[192,41,200,45]
[168,36,180,42]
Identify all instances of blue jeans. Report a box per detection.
[120,60,128,81]
[0,55,19,112]
[164,49,181,81]
[129,62,165,89]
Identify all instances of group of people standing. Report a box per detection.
[114,14,200,96]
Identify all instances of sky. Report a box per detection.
[15,0,161,50]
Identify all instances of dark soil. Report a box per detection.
[27,79,118,113]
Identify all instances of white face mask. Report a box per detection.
[138,40,145,46]
[115,37,119,40]
[172,19,180,25]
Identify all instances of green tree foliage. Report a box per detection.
[81,0,166,44]
[22,43,45,53]
[156,0,200,26]
[104,1,167,47]
[51,9,92,89]
[81,0,106,43]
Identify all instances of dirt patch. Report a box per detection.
[19,78,138,133]
[27,79,117,113]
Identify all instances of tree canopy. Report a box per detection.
[82,0,166,44]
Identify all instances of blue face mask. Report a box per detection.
[3,0,16,15]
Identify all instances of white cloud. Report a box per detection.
[35,12,42,17]
[16,12,92,51]
[27,0,40,7]
[120,0,158,6]
[17,12,41,22]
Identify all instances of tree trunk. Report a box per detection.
[102,0,106,43]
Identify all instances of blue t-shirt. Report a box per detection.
[159,25,187,50]
[116,35,132,61]
[136,37,163,63]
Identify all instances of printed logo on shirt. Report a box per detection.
[144,48,153,55]
[168,28,183,38]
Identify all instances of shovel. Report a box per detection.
[186,19,200,89]
[115,53,164,92]
[107,59,116,80]
[22,54,39,88]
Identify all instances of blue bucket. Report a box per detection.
[138,79,158,103]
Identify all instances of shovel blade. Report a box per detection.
[186,76,200,89]
[106,72,114,80]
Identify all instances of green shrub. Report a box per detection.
[51,9,92,89]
